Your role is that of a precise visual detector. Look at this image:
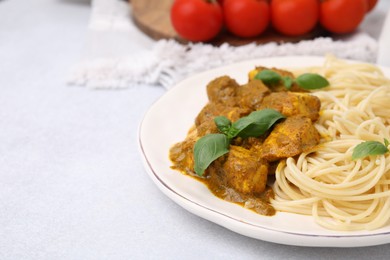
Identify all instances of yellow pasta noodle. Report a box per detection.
[271,56,390,231]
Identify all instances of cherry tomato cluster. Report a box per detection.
[170,0,378,42]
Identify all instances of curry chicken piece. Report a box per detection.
[169,130,197,176]
[261,116,320,161]
[237,79,270,110]
[206,75,270,110]
[206,76,240,106]
[219,145,269,196]
[205,150,274,215]
[195,103,250,136]
[259,92,321,121]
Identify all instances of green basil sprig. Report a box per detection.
[214,116,231,136]
[255,70,281,86]
[295,73,330,90]
[193,134,230,176]
[254,69,329,90]
[282,76,293,90]
[227,109,285,139]
[194,109,285,176]
[352,139,389,160]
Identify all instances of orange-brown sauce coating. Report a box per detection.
[169,67,321,216]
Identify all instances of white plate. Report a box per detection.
[138,56,390,247]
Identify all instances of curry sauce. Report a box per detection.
[169,67,321,216]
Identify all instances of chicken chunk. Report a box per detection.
[237,79,270,110]
[261,116,320,161]
[195,103,250,136]
[259,92,321,121]
[206,76,240,106]
[221,145,269,196]
[169,131,197,175]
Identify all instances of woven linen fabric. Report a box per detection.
[68,0,379,89]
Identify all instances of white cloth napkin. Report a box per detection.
[68,0,379,89]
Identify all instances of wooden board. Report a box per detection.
[131,0,329,46]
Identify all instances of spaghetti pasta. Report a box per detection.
[271,56,390,231]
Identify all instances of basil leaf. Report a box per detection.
[255,70,282,86]
[194,134,230,176]
[214,116,232,136]
[385,138,389,147]
[228,109,285,139]
[282,76,293,90]
[296,73,329,90]
[352,141,389,160]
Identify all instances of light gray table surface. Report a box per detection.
[1,0,390,259]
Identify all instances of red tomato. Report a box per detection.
[366,0,378,12]
[320,0,367,34]
[223,0,270,38]
[271,0,320,36]
[170,0,223,42]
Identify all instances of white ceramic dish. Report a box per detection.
[138,56,390,247]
